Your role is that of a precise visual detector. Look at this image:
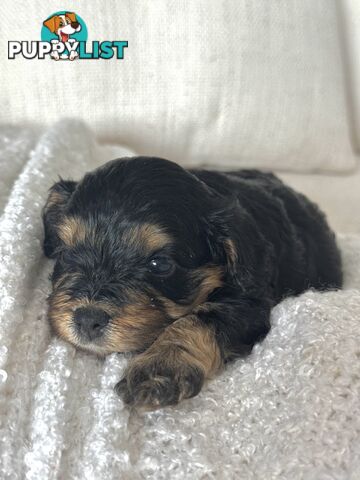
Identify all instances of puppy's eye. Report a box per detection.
[148,256,175,276]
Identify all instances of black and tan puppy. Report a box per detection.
[42,157,342,408]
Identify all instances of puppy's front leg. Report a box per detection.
[116,295,272,409]
[116,315,222,409]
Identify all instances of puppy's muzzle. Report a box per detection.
[73,306,111,341]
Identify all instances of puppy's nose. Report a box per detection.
[73,307,110,341]
[71,21,80,29]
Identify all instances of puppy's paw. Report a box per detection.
[115,356,204,409]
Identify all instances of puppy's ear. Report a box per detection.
[206,202,263,291]
[65,12,77,23]
[43,15,59,33]
[42,179,77,258]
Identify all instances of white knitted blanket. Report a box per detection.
[0,121,360,480]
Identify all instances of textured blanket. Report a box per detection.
[0,121,360,480]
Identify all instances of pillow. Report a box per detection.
[1,0,357,172]
[340,0,360,153]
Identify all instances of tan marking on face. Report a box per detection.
[58,216,87,246]
[47,290,78,340]
[48,287,170,355]
[196,266,223,301]
[123,223,172,254]
[48,251,222,356]
[106,298,171,353]
[160,265,223,319]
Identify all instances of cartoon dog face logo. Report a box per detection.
[43,12,81,61]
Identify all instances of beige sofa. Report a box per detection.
[1,0,359,235]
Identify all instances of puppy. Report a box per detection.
[43,12,81,61]
[42,157,342,409]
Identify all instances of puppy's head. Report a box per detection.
[43,12,81,41]
[42,157,238,355]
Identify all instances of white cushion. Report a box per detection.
[1,0,357,172]
[279,168,360,234]
[340,0,360,152]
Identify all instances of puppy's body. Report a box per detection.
[42,157,342,408]
[191,168,342,300]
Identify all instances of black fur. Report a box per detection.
[43,157,342,407]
